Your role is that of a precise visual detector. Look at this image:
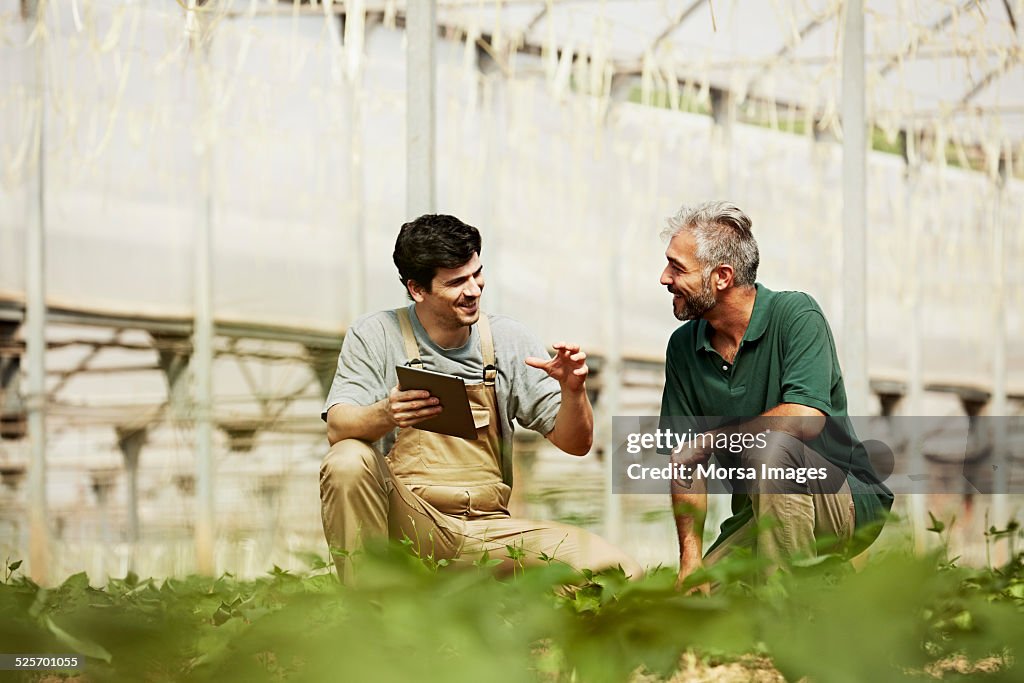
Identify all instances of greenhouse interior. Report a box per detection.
[0,0,1022,591]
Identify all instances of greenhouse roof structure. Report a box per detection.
[275,0,1024,147]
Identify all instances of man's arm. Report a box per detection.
[671,401,826,589]
[525,342,593,456]
[660,342,710,589]
[545,379,594,456]
[672,474,708,592]
[716,402,825,441]
[326,387,441,446]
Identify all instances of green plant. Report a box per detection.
[2,514,1022,682]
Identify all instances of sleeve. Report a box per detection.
[660,345,696,418]
[320,323,388,420]
[779,309,835,415]
[509,329,561,436]
[658,338,699,454]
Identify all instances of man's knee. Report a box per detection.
[320,439,381,493]
[552,525,643,579]
[616,554,644,580]
[589,542,643,579]
[744,430,804,470]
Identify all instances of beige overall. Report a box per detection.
[320,309,641,583]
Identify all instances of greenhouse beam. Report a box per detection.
[192,8,216,576]
[24,0,49,585]
[601,233,624,545]
[710,89,735,199]
[990,156,1009,549]
[406,0,436,216]
[903,146,928,553]
[841,0,869,417]
[116,426,147,555]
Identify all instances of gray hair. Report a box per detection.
[661,200,759,287]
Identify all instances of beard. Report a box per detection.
[672,275,717,321]
[446,296,481,328]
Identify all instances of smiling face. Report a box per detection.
[408,253,485,334]
[660,231,717,321]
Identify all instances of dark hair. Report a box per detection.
[393,214,482,293]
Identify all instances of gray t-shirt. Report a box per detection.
[322,304,561,483]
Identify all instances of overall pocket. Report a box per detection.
[410,482,511,517]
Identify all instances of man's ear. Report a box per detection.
[713,264,735,290]
[407,279,427,303]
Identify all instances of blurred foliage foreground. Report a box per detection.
[2,520,1023,683]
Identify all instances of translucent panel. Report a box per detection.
[438,1,545,39]
[0,0,1020,388]
[528,0,668,62]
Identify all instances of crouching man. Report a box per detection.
[658,201,894,589]
[320,214,640,583]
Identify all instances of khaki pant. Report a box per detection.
[704,431,856,576]
[320,439,642,583]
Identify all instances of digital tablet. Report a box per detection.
[395,365,478,440]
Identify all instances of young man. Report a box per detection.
[658,201,893,588]
[320,214,639,582]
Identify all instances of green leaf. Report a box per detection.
[292,550,330,570]
[927,511,945,534]
[213,601,237,626]
[504,545,525,562]
[951,609,973,630]
[44,616,113,663]
[790,553,845,568]
[473,549,501,569]
[8,560,22,572]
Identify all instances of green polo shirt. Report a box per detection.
[660,284,893,555]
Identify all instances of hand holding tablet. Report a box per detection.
[395,365,478,439]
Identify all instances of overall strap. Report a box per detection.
[477,313,497,386]
[395,308,423,367]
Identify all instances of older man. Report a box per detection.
[658,201,893,587]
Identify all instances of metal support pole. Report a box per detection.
[194,167,216,573]
[406,0,436,217]
[482,70,506,312]
[193,173,215,574]
[116,427,147,552]
[841,0,869,417]
[190,3,216,575]
[153,332,192,420]
[710,89,734,198]
[339,6,367,320]
[602,232,623,545]
[347,79,366,320]
[23,0,49,586]
[990,156,1008,543]
[904,146,928,552]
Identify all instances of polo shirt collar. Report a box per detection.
[743,283,774,342]
[694,319,714,353]
[694,283,773,353]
